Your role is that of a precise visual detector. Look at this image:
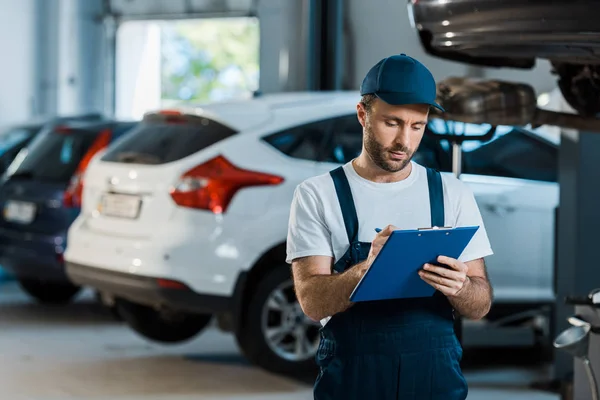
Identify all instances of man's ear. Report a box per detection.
[357,103,367,128]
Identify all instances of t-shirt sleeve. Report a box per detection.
[286,183,335,264]
[453,182,494,263]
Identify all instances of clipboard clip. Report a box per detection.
[418,226,453,231]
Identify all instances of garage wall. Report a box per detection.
[483,60,556,95]
[345,0,470,87]
[35,0,105,118]
[0,0,36,127]
[345,0,556,95]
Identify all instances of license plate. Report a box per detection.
[99,193,141,219]
[3,200,37,224]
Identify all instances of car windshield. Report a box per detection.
[101,117,237,165]
[6,128,98,182]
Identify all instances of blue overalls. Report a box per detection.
[313,166,468,400]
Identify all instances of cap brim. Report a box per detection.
[376,92,445,112]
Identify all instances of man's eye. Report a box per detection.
[385,121,397,127]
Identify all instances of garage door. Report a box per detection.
[107,0,256,20]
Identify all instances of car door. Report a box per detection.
[459,128,559,306]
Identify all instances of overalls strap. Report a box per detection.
[426,167,445,228]
[329,166,359,244]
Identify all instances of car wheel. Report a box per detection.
[554,62,600,117]
[18,278,81,304]
[115,298,212,343]
[236,266,321,376]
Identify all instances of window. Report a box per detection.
[101,118,237,165]
[109,122,138,143]
[7,128,98,182]
[263,119,334,162]
[0,127,37,155]
[0,126,40,173]
[462,128,558,182]
[116,18,260,120]
[323,115,364,164]
[413,132,450,171]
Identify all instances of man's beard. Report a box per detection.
[364,123,414,173]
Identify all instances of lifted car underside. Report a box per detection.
[409,0,600,116]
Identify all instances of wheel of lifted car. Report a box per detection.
[236,265,321,376]
[115,298,212,343]
[18,278,81,304]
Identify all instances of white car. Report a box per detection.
[64,92,559,375]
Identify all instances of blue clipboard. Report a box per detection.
[349,226,479,302]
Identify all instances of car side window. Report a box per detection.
[111,123,137,142]
[462,128,557,182]
[412,132,447,171]
[262,119,334,162]
[324,115,364,164]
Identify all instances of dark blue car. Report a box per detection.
[0,120,136,304]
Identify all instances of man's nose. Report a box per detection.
[394,127,412,148]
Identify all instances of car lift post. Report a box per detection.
[452,140,463,342]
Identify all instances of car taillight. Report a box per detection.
[169,155,284,214]
[63,172,83,208]
[63,129,112,208]
[157,278,188,290]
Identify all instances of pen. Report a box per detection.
[375,228,382,233]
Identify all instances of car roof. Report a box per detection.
[54,119,137,132]
[150,91,361,131]
[147,91,562,147]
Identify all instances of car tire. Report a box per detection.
[115,298,212,343]
[236,266,320,377]
[18,278,81,304]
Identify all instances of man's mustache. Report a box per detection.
[387,145,411,153]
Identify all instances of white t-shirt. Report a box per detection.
[286,160,493,265]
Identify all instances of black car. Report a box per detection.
[408,0,600,116]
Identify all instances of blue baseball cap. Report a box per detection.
[360,53,444,112]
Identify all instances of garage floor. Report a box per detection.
[0,282,561,400]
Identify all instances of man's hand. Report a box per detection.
[418,255,469,297]
[419,256,492,320]
[292,224,399,322]
[366,224,397,268]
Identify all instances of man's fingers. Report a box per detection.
[419,271,463,291]
[374,225,396,240]
[437,256,466,272]
[422,264,464,281]
[380,224,397,236]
